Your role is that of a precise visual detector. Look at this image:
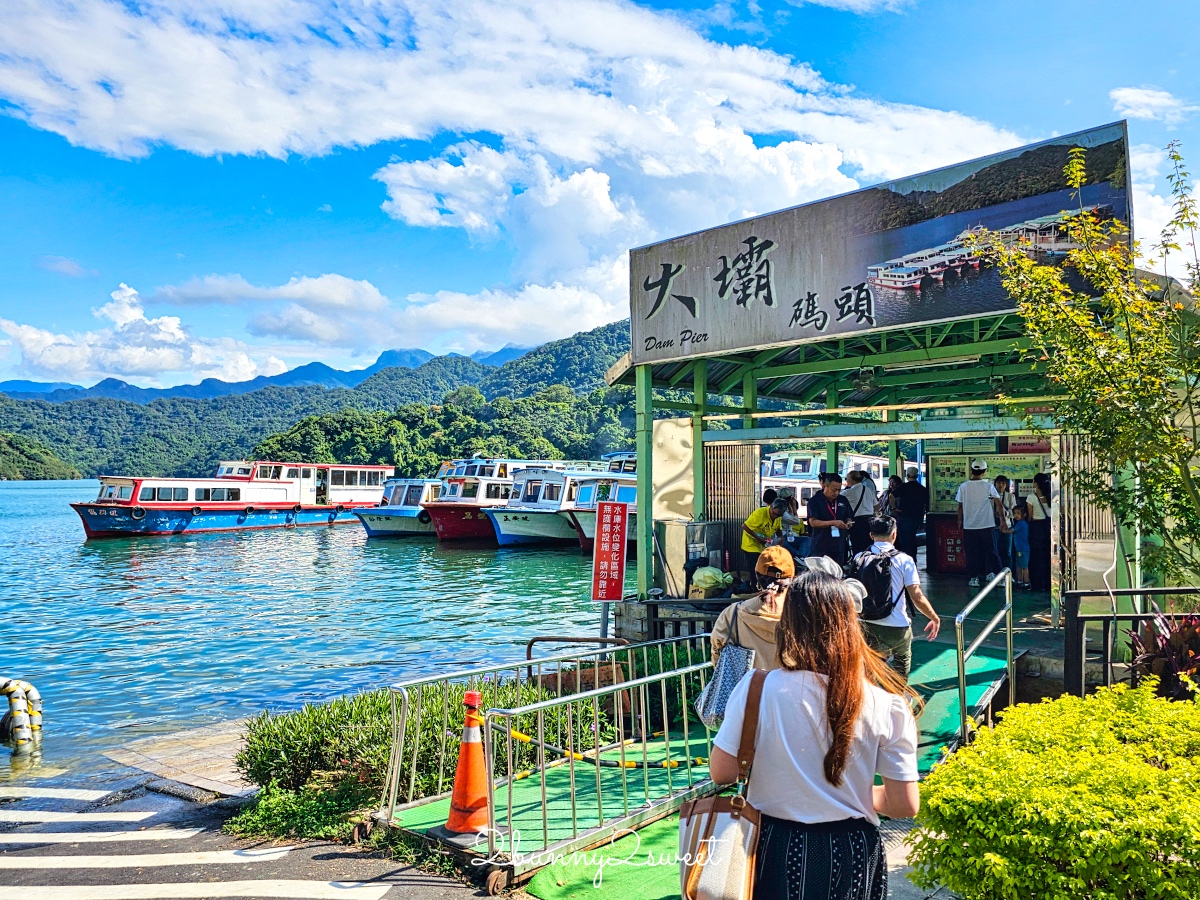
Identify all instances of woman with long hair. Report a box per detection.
[1024,472,1052,592]
[710,572,921,900]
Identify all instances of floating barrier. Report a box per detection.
[1,678,43,752]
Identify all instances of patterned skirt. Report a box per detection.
[753,815,886,900]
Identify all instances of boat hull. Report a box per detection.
[424,503,497,541]
[72,502,367,538]
[484,508,579,546]
[353,507,437,537]
[568,509,638,554]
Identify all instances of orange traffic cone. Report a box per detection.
[442,690,489,835]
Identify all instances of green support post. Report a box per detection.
[636,364,654,599]
[692,360,707,521]
[825,389,839,475]
[741,371,757,430]
[883,409,899,476]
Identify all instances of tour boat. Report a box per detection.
[421,458,580,541]
[71,460,394,537]
[353,476,444,537]
[482,464,609,547]
[561,455,639,552]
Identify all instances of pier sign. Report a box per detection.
[630,121,1131,364]
[591,501,629,602]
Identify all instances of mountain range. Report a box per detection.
[0,321,632,477]
[0,344,533,404]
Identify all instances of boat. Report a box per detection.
[72,460,395,537]
[482,464,609,547]
[561,454,639,552]
[421,458,584,541]
[353,476,443,537]
[867,205,1112,291]
[760,450,891,515]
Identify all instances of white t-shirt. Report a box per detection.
[842,479,878,518]
[1024,490,1050,521]
[955,479,1000,530]
[861,541,920,628]
[713,669,918,825]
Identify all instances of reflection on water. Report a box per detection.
[0,481,608,781]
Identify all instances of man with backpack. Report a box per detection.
[849,515,941,682]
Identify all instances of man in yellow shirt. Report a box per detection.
[742,499,785,575]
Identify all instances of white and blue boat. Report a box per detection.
[72,460,394,538]
[353,476,443,537]
[483,464,609,547]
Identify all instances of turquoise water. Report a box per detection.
[0,480,615,782]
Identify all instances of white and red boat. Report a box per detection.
[72,460,394,538]
[421,458,578,541]
[560,454,638,552]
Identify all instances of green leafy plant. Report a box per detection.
[971,142,1200,583]
[224,778,375,841]
[1130,608,1200,700]
[909,681,1200,899]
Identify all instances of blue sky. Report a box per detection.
[0,0,1195,386]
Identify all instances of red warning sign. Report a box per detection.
[591,501,629,602]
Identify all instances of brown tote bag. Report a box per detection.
[679,669,767,900]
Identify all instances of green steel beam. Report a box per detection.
[754,337,1033,383]
[704,415,1057,444]
[742,370,758,429]
[655,399,744,414]
[873,361,1044,389]
[715,346,791,395]
[825,389,839,475]
[635,364,654,599]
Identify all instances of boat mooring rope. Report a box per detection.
[494,723,707,771]
[0,678,43,751]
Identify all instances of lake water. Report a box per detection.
[0,480,610,783]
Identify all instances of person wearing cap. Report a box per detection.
[807,472,854,564]
[956,460,1004,588]
[894,466,928,559]
[741,499,786,576]
[858,516,941,681]
[710,546,794,672]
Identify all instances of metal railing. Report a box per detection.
[1063,587,1200,696]
[378,633,712,825]
[483,659,715,877]
[954,569,1015,744]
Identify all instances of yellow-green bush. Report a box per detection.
[909,681,1200,900]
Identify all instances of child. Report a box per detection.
[1011,504,1031,589]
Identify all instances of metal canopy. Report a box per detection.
[606,313,1050,412]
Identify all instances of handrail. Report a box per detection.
[954,568,1014,745]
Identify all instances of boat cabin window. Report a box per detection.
[208,487,239,501]
[287,467,300,478]
[597,482,612,501]
[256,465,282,480]
[485,483,505,500]
[426,484,441,502]
[578,484,596,505]
[791,459,812,475]
[771,459,787,476]
[454,464,467,476]
[566,482,578,501]
[237,466,252,476]
[465,465,478,476]
[800,486,819,502]
[139,487,154,501]
[403,485,424,506]
[332,470,343,485]
[367,471,381,486]
[174,488,188,501]
[608,460,621,472]
[543,483,562,502]
[616,485,637,503]
[522,480,543,503]
[99,484,116,499]
[621,460,635,473]
[195,488,210,501]
[302,468,312,478]
[462,481,479,498]
[347,471,360,486]
[497,464,508,478]
[480,465,495,477]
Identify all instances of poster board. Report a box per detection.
[591,501,629,602]
[928,454,1050,514]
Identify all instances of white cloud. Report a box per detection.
[1110,86,1198,126]
[38,256,95,278]
[0,283,288,385]
[784,0,908,11]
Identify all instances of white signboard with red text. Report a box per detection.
[591,501,629,602]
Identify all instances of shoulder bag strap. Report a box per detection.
[736,669,768,784]
[850,486,867,517]
[730,602,743,648]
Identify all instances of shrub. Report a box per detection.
[909,681,1200,900]
[1130,609,1200,700]
[225,779,375,841]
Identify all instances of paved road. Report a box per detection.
[0,783,478,900]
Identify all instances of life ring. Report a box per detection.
[292,504,303,513]
[245,506,255,515]
[335,504,345,513]
[417,510,432,524]
[191,507,201,516]
[130,507,146,520]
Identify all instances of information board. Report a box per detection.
[591,501,629,602]
[928,454,1050,514]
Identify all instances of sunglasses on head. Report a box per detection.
[756,572,791,591]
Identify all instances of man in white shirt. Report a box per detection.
[855,516,941,681]
[955,459,1004,588]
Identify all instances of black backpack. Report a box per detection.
[849,548,900,620]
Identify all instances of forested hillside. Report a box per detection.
[0,433,81,480]
[0,321,633,477]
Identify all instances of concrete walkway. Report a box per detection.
[103,721,252,798]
